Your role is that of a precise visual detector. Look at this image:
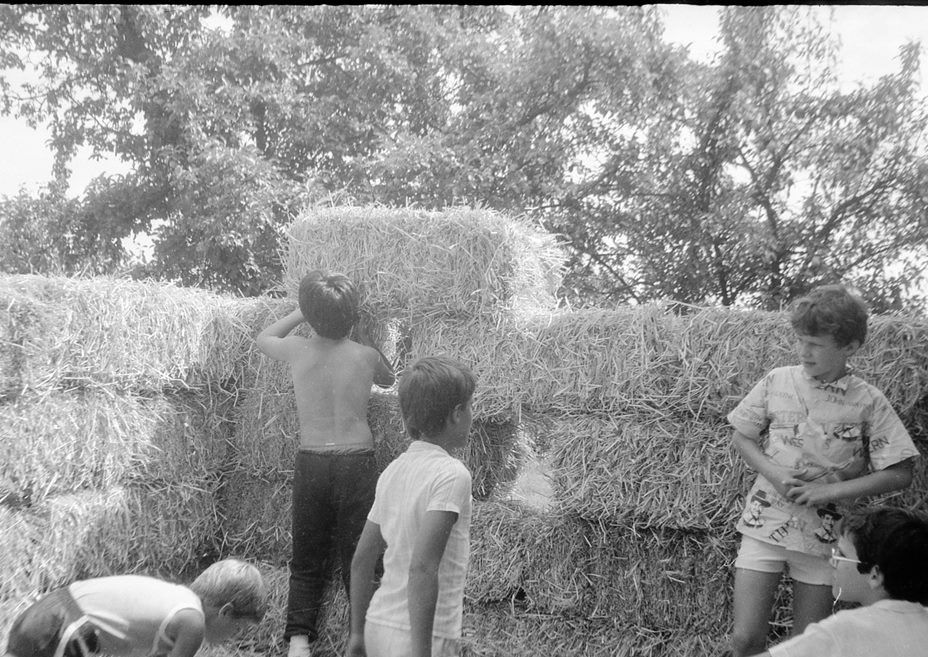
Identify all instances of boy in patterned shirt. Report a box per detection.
[728,285,917,657]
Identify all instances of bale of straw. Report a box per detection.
[0,389,231,505]
[0,274,247,394]
[0,483,221,597]
[217,471,293,563]
[671,306,794,419]
[461,602,727,657]
[535,412,748,531]
[281,205,564,322]
[584,524,737,634]
[857,314,928,438]
[400,317,527,423]
[518,306,683,417]
[467,500,595,614]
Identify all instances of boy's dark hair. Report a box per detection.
[298,270,360,339]
[190,558,268,621]
[789,284,868,347]
[841,506,928,604]
[398,355,475,440]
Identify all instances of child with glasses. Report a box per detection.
[750,506,928,657]
[728,285,918,656]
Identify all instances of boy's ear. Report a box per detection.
[218,602,235,617]
[867,564,885,591]
[842,339,862,356]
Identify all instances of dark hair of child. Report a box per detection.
[298,271,360,339]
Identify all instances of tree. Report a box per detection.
[550,6,928,312]
[1,6,926,312]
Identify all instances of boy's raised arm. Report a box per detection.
[408,510,457,657]
[256,308,305,361]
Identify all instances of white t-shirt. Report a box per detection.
[68,575,203,657]
[365,440,472,640]
[768,599,928,657]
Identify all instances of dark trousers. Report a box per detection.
[285,449,379,641]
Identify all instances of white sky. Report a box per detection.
[1,4,927,199]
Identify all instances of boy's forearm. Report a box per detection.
[258,308,304,339]
[408,568,439,657]
[825,460,913,502]
[256,309,305,357]
[349,555,379,637]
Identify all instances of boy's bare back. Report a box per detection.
[257,303,394,452]
[290,334,386,450]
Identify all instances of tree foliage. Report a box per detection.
[1,5,926,311]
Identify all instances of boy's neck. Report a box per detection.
[417,434,462,454]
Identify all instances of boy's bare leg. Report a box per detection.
[731,568,781,657]
[791,581,833,635]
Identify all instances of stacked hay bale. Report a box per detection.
[0,274,247,636]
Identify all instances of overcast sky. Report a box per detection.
[1,4,927,199]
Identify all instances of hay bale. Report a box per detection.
[537,412,747,531]
[467,500,594,614]
[672,306,794,419]
[0,483,220,597]
[586,524,736,634]
[218,471,293,563]
[461,602,726,657]
[0,274,247,394]
[519,306,683,416]
[857,314,928,438]
[281,205,564,321]
[401,317,527,423]
[0,389,231,505]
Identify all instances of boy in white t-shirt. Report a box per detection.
[752,506,928,657]
[348,356,475,657]
[4,558,267,657]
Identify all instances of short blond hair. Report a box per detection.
[190,558,267,621]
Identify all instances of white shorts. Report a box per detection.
[364,621,461,657]
[734,535,833,586]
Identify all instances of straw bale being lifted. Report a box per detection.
[0,274,247,395]
[0,389,231,506]
[518,305,683,416]
[280,205,564,321]
[0,482,220,599]
[536,412,747,531]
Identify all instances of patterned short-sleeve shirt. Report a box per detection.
[728,365,917,557]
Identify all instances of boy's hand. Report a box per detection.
[785,479,832,506]
[768,465,808,499]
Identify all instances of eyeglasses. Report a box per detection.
[830,547,861,568]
